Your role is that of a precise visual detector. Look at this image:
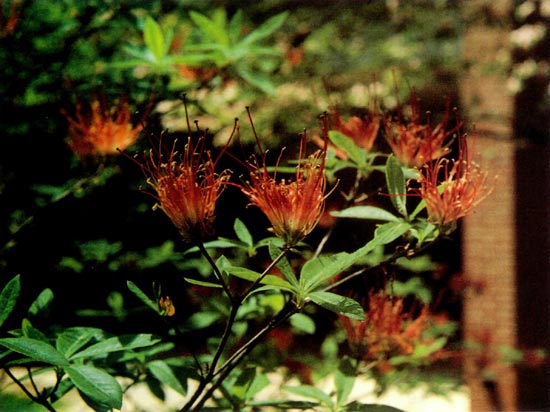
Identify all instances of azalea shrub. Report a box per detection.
[0,93,489,411]
[0,2,490,412]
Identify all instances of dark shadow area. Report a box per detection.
[515,141,550,411]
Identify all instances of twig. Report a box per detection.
[3,367,59,412]
[187,301,299,412]
[197,241,234,303]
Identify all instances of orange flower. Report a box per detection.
[136,135,230,242]
[331,109,380,153]
[384,95,460,168]
[312,109,380,160]
[340,290,436,370]
[177,65,218,83]
[62,93,147,159]
[240,130,329,247]
[413,131,491,231]
[159,296,175,317]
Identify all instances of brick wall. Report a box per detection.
[460,1,518,410]
[462,138,518,411]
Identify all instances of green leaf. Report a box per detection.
[335,358,355,407]
[245,373,270,401]
[344,402,407,412]
[373,221,411,245]
[235,65,277,95]
[298,220,410,295]
[143,17,165,61]
[228,10,244,44]
[66,365,122,410]
[226,266,295,292]
[389,277,432,304]
[269,242,298,287]
[300,252,354,292]
[241,11,289,45]
[56,327,104,358]
[284,384,334,407]
[412,337,447,359]
[395,255,438,273]
[70,334,161,360]
[189,10,229,46]
[21,319,48,342]
[183,311,220,331]
[0,337,69,366]
[328,131,366,166]
[331,206,399,221]
[139,241,176,269]
[498,344,525,365]
[248,399,318,409]
[184,277,223,289]
[28,288,53,317]
[410,199,427,220]
[78,239,122,263]
[127,281,160,314]
[234,218,253,247]
[385,154,408,217]
[308,291,365,320]
[216,254,232,271]
[57,256,84,272]
[147,360,186,395]
[229,367,256,401]
[297,222,409,296]
[289,313,315,334]
[211,8,228,32]
[409,220,438,245]
[0,275,20,328]
[183,239,241,255]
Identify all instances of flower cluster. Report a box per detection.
[62,93,147,159]
[383,95,460,168]
[240,131,329,247]
[128,104,332,249]
[330,109,380,154]
[412,131,491,230]
[136,136,231,242]
[320,95,490,229]
[340,290,441,373]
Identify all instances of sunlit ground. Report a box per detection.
[1,367,469,412]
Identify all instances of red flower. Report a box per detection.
[384,95,460,168]
[330,109,380,153]
[240,130,329,247]
[62,93,148,159]
[413,131,491,230]
[135,135,230,242]
[340,290,437,371]
[312,108,380,160]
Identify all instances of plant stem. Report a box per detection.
[3,368,59,412]
[27,366,41,397]
[244,247,288,295]
[215,300,297,379]
[196,241,233,303]
[181,242,236,412]
[182,247,290,412]
[186,300,299,412]
[321,233,444,293]
[313,225,334,259]
[321,267,367,292]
